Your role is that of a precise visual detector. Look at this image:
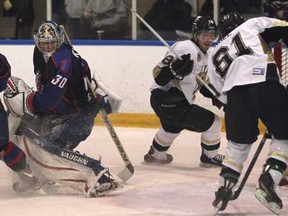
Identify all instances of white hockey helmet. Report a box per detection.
[33,20,64,57]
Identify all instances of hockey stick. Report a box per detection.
[229,130,269,200]
[87,79,134,181]
[121,0,220,98]
[60,25,134,181]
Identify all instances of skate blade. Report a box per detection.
[212,198,226,215]
[199,162,222,168]
[255,188,281,215]
[214,206,221,215]
[142,160,172,165]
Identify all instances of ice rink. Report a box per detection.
[0,126,287,216]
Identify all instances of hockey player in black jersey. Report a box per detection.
[208,12,288,214]
[143,16,224,167]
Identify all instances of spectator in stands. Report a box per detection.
[138,0,193,41]
[263,0,288,21]
[200,0,260,18]
[82,0,129,40]
[2,0,34,39]
[52,0,68,24]
[64,0,88,39]
[200,0,231,18]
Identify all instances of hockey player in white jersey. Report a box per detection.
[208,12,288,214]
[144,16,224,167]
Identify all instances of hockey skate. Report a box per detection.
[84,168,122,197]
[144,146,173,164]
[212,177,237,213]
[200,151,224,167]
[255,171,283,215]
[13,165,43,193]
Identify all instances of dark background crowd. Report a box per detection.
[0,0,283,40]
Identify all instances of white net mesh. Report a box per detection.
[273,42,288,86]
[281,47,288,86]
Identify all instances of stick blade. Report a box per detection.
[117,165,134,182]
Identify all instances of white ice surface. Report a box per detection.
[0,126,287,216]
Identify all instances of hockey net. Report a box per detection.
[274,42,288,86]
[274,43,288,183]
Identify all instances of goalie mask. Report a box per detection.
[218,12,245,38]
[33,21,64,57]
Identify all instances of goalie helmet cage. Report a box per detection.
[273,42,288,86]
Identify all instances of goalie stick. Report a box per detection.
[60,25,134,181]
[121,0,220,98]
[87,78,134,181]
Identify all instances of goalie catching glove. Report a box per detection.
[169,54,194,80]
[3,76,34,117]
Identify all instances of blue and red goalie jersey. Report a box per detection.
[30,43,91,115]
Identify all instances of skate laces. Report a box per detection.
[214,154,225,161]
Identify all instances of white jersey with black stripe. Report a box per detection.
[151,39,208,105]
[207,17,288,104]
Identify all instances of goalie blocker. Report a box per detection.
[89,77,122,114]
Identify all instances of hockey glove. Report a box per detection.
[89,85,112,115]
[89,78,122,113]
[94,94,112,114]
[3,76,34,117]
[4,91,34,117]
[169,54,193,80]
[4,76,32,97]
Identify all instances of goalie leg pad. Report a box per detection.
[13,164,44,193]
[22,128,122,196]
[7,113,22,138]
[24,128,105,171]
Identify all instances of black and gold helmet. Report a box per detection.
[191,16,218,41]
[218,12,245,38]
